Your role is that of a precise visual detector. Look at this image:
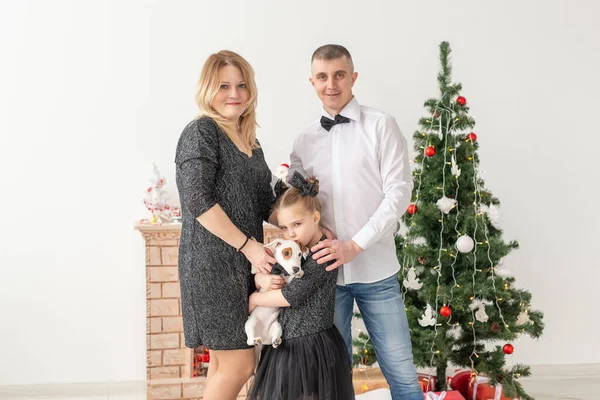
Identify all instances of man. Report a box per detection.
[288,44,423,399]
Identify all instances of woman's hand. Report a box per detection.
[249,292,258,313]
[242,239,276,274]
[255,273,286,291]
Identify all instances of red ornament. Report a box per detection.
[466,132,478,142]
[457,96,467,106]
[425,146,436,157]
[503,344,514,355]
[407,204,418,215]
[440,305,452,317]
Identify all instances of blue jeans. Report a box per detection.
[335,275,423,400]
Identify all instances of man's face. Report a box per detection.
[310,56,357,116]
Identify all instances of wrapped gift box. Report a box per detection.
[467,376,517,400]
[424,390,466,400]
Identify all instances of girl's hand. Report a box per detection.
[242,239,276,274]
[255,273,286,290]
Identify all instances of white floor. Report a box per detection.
[1,365,599,400]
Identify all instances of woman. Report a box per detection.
[175,50,282,399]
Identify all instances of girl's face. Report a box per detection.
[277,203,320,247]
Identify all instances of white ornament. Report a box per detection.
[468,299,491,323]
[418,304,437,327]
[436,196,457,214]
[516,311,532,326]
[475,305,489,322]
[480,203,502,229]
[451,154,461,177]
[411,236,427,246]
[446,324,463,340]
[403,267,423,290]
[456,235,475,253]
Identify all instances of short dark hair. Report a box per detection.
[311,44,354,71]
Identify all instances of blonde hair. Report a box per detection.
[196,50,259,150]
[274,177,322,215]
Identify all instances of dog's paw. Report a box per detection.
[251,337,263,346]
[272,337,282,348]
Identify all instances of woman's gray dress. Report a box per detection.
[175,116,275,350]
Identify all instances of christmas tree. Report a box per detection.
[353,42,544,399]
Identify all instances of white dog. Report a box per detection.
[245,238,308,347]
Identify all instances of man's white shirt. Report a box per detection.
[288,97,413,285]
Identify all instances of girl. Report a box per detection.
[247,172,355,400]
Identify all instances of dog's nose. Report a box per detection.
[293,267,300,273]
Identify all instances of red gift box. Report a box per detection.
[423,390,466,400]
[467,376,516,400]
[448,370,472,398]
[418,373,437,392]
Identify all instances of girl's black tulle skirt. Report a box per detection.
[247,326,355,400]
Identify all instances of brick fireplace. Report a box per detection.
[135,223,282,400]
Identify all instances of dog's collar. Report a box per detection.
[270,263,289,276]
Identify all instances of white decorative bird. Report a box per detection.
[451,154,461,177]
[403,267,423,290]
[516,311,532,326]
[418,304,437,327]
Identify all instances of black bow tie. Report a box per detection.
[320,114,350,131]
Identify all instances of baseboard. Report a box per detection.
[1,364,598,396]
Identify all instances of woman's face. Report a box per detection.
[211,65,250,122]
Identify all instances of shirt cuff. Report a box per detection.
[352,225,377,251]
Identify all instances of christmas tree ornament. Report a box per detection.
[436,196,457,214]
[457,96,467,105]
[403,267,423,290]
[490,322,501,333]
[480,203,502,229]
[503,344,514,355]
[451,154,461,177]
[466,132,478,142]
[440,305,452,317]
[407,204,418,215]
[425,146,436,157]
[516,311,532,326]
[418,256,427,265]
[475,304,489,322]
[456,235,475,253]
[418,304,436,327]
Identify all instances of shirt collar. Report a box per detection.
[320,96,361,124]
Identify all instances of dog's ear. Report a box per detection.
[264,238,284,252]
[270,263,287,276]
[299,242,310,259]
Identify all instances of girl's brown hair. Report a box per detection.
[274,176,321,214]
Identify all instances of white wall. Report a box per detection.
[1,0,598,386]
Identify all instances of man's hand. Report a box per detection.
[311,239,363,272]
[255,273,286,291]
